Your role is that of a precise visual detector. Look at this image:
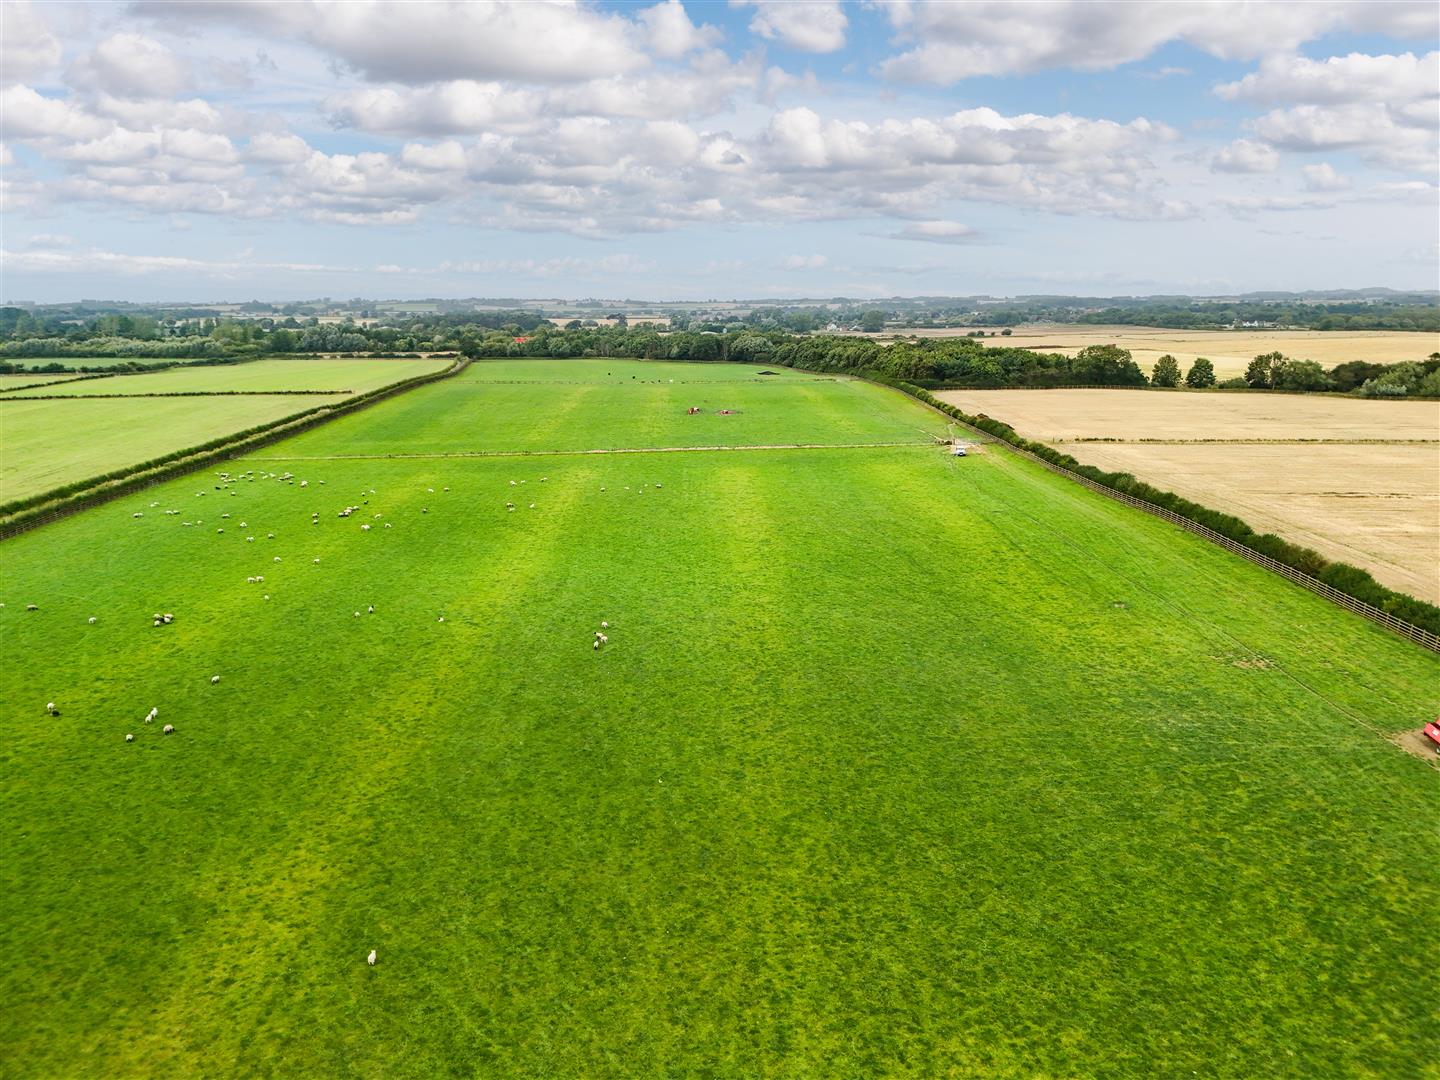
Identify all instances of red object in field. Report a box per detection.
[1423,718,1440,748]
[513,336,530,343]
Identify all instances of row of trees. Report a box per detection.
[1242,351,1440,396]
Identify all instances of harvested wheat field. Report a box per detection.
[860,325,1440,379]
[937,388,1440,603]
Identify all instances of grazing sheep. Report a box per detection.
[593,640,600,650]
[274,556,282,562]
[367,950,377,966]
[354,611,361,618]
[367,606,374,614]
[247,537,255,542]
[385,523,392,528]
[247,577,256,584]
[163,724,174,735]
[27,604,38,611]
[437,616,445,623]
[510,480,516,486]
[361,523,371,531]
[125,733,134,742]
[601,621,608,629]
[268,533,275,539]
[46,701,57,713]
[263,594,270,600]
[88,617,97,624]
[217,528,224,533]
[132,512,143,518]
[529,503,536,509]
[300,480,308,487]
[211,675,220,684]
[313,558,320,564]
[239,522,247,528]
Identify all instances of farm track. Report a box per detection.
[244,440,936,461]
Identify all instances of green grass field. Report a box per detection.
[0,373,89,391]
[0,394,350,503]
[7,357,451,397]
[2,359,1435,1077]
[274,359,939,457]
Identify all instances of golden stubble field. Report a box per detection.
[936,388,1440,604]
[861,325,1440,379]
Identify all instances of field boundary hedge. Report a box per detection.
[863,372,1440,653]
[5,390,354,400]
[0,358,468,540]
[0,372,120,394]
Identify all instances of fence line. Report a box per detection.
[941,413,1440,653]
[0,359,467,542]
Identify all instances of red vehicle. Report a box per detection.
[1423,718,1440,750]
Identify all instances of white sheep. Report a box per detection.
[46,701,56,713]
[601,621,609,628]
[268,533,275,539]
[88,616,97,624]
[125,733,134,742]
[367,949,377,966]
[367,606,374,614]
[132,512,143,518]
[361,524,371,531]
[211,675,220,684]
[354,611,361,618]
[313,558,320,564]
[437,616,445,623]
[162,724,174,735]
[274,556,281,562]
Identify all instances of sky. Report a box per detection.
[1,0,1437,303]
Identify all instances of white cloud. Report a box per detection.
[1211,138,1279,173]
[0,85,112,140]
[324,82,543,136]
[876,2,1440,84]
[1215,51,1439,106]
[133,0,649,84]
[735,1,847,54]
[1250,103,1436,169]
[1301,163,1352,192]
[246,132,311,164]
[0,246,347,275]
[782,253,827,269]
[888,220,979,244]
[0,1,61,84]
[638,1,723,59]
[67,34,192,99]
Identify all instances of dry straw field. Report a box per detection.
[870,325,1440,379]
[936,388,1440,603]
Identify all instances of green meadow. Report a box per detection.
[6,357,450,397]
[1,359,1435,1077]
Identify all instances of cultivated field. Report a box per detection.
[860,324,1440,379]
[6,357,450,397]
[0,359,450,504]
[2,359,1436,1077]
[937,388,1440,602]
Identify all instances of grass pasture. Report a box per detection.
[0,394,350,503]
[273,359,941,457]
[6,357,451,397]
[0,373,90,391]
[1,359,1436,1077]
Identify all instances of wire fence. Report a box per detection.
[941,414,1440,654]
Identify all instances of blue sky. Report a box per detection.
[2,0,1436,302]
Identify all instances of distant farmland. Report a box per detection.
[855,324,1440,379]
[937,387,1440,602]
[3,358,1436,1078]
[0,358,449,504]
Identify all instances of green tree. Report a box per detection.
[859,310,886,333]
[1185,357,1216,388]
[1151,354,1181,387]
[1071,344,1147,386]
[1245,351,1285,388]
